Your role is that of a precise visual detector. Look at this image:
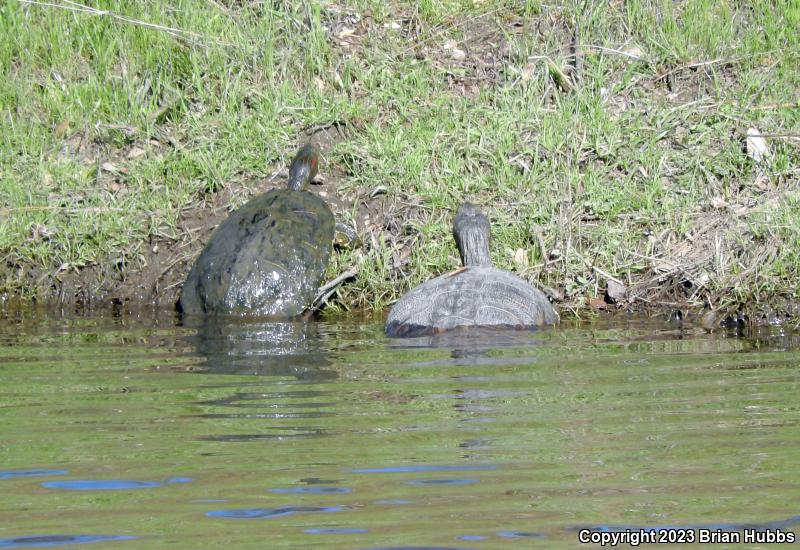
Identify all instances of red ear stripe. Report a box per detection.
[309,153,318,173]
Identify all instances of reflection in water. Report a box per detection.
[41,477,192,491]
[206,506,346,519]
[304,528,369,534]
[404,478,478,486]
[183,317,337,380]
[386,326,551,368]
[2,313,800,547]
[270,487,352,494]
[0,534,137,548]
[496,530,546,539]
[183,317,339,442]
[0,470,68,480]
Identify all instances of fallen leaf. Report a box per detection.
[746,127,772,164]
[622,45,645,59]
[710,196,728,209]
[588,297,608,310]
[127,147,146,160]
[442,39,466,60]
[53,120,69,138]
[512,248,528,267]
[605,279,627,304]
[699,310,718,331]
[105,181,124,193]
[521,63,536,82]
[450,48,466,61]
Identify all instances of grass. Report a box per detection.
[0,0,798,320]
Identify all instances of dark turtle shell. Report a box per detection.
[179,188,334,318]
[385,266,558,337]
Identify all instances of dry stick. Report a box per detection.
[0,206,125,214]
[592,266,625,287]
[584,44,648,61]
[20,0,230,46]
[158,254,194,281]
[652,58,728,82]
[306,265,360,317]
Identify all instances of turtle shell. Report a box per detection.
[179,188,334,318]
[385,266,558,337]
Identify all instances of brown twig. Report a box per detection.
[306,265,360,316]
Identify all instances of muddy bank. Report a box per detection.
[2,178,798,330]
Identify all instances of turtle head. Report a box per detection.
[287,143,320,191]
[453,203,492,267]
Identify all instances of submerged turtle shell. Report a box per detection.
[179,188,334,318]
[385,266,558,337]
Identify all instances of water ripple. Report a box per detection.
[0,470,67,480]
[0,534,136,548]
[270,487,351,494]
[206,506,345,519]
[42,478,192,490]
[405,478,478,486]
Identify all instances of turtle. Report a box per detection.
[179,143,336,318]
[385,203,559,337]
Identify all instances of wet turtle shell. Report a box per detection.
[385,203,558,337]
[179,145,334,318]
[385,266,558,337]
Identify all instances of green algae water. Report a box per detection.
[1,312,798,549]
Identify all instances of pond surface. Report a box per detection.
[1,311,798,548]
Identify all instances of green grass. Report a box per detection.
[1,0,798,317]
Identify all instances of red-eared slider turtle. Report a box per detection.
[385,203,559,337]
[179,144,335,318]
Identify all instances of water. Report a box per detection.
[1,311,799,548]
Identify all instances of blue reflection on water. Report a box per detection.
[42,480,160,490]
[352,465,496,474]
[497,530,546,539]
[270,487,351,494]
[405,478,478,486]
[42,478,193,490]
[166,477,193,485]
[0,534,136,548]
[206,506,345,519]
[0,470,68,480]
